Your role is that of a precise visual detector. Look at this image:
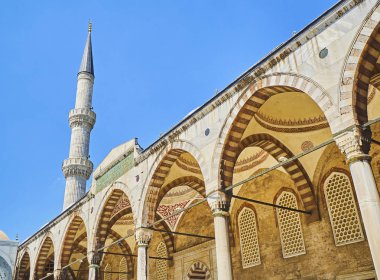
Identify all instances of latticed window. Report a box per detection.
[119,257,128,280]
[276,191,306,258]
[156,242,168,280]
[104,264,112,280]
[238,207,261,268]
[324,172,364,246]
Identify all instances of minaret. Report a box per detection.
[62,23,96,210]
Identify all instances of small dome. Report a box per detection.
[0,230,9,241]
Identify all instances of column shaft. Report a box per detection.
[349,159,380,279]
[213,213,233,280]
[137,244,149,280]
[88,264,100,280]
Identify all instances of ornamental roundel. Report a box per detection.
[301,141,314,151]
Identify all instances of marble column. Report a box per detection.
[135,228,152,280]
[209,191,233,280]
[335,126,380,279]
[88,242,101,280]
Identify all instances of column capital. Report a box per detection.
[209,191,230,216]
[334,126,372,164]
[135,228,152,247]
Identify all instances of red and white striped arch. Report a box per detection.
[139,140,207,227]
[340,2,380,126]
[212,73,337,195]
[59,215,88,267]
[34,234,55,279]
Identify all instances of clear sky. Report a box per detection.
[0,0,338,242]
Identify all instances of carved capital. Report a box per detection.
[334,126,371,164]
[88,238,102,266]
[135,228,152,247]
[62,158,93,179]
[209,191,230,216]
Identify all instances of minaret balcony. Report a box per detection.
[69,108,96,129]
[62,157,93,179]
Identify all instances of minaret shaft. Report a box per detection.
[62,28,95,210]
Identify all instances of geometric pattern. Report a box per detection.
[118,257,128,280]
[276,191,306,258]
[324,172,364,246]
[104,264,111,280]
[238,207,261,268]
[156,242,168,280]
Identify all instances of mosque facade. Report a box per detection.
[13,0,380,279]
[0,231,18,280]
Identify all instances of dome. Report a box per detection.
[0,230,9,241]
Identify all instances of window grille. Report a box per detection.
[276,191,306,258]
[238,207,261,268]
[324,172,364,246]
[156,242,167,280]
[119,257,128,280]
[104,264,111,280]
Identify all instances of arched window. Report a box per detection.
[104,263,111,280]
[324,172,364,246]
[156,242,168,280]
[276,191,306,258]
[118,257,128,280]
[238,207,261,268]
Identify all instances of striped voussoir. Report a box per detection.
[35,237,54,279]
[60,216,86,266]
[97,189,132,246]
[146,149,202,225]
[154,214,175,257]
[187,262,211,280]
[107,230,134,274]
[340,4,380,123]
[17,251,30,280]
[221,86,301,189]
[238,134,317,212]
[69,232,87,259]
[156,176,205,210]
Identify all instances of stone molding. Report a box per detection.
[135,228,152,247]
[334,126,372,163]
[68,108,96,129]
[62,157,93,179]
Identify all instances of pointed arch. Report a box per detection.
[106,230,134,275]
[60,215,88,267]
[94,188,133,249]
[238,133,317,214]
[340,2,380,125]
[213,73,337,199]
[156,176,205,209]
[35,235,55,279]
[16,251,30,280]
[139,140,207,227]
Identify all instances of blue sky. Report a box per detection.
[0,0,337,241]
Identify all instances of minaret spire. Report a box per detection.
[62,23,96,210]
